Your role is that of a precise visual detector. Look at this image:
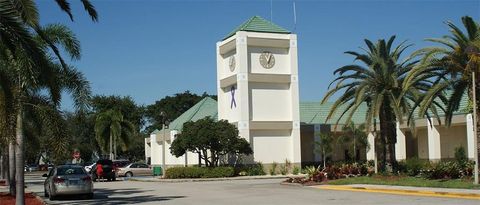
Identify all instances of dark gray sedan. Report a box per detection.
[43,165,94,200]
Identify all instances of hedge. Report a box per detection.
[165,167,235,179]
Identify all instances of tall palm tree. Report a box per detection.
[322,36,436,172]
[337,122,369,163]
[0,24,90,204]
[95,109,135,160]
[0,1,96,203]
[413,16,480,181]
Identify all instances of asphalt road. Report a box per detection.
[24,173,479,205]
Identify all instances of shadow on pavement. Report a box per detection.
[47,187,185,204]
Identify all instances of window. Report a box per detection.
[138,164,149,168]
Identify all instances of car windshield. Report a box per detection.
[57,167,85,175]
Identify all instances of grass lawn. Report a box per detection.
[327,175,480,189]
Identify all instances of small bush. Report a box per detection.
[454,147,467,167]
[235,162,266,176]
[421,161,461,179]
[165,167,235,179]
[269,162,278,175]
[404,158,426,176]
[292,166,300,175]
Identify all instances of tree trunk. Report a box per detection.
[113,135,117,160]
[109,133,113,160]
[15,109,24,205]
[8,141,15,196]
[379,109,387,172]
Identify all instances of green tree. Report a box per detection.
[0,1,97,203]
[95,109,135,160]
[337,122,369,163]
[412,16,480,178]
[322,36,432,172]
[145,91,216,133]
[0,25,90,204]
[315,132,334,168]
[170,117,252,167]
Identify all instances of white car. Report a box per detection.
[84,162,96,173]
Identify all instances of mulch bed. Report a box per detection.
[0,193,44,205]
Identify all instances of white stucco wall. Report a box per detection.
[252,130,293,163]
[436,125,468,159]
[249,83,291,121]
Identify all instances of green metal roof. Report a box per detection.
[223,16,291,40]
[300,102,368,125]
[300,93,470,126]
[151,93,471,135]
[159,97,218,133]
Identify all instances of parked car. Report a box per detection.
[112,159,130,168]
[84,162,96,173]
[117,163,152,177]
[24,164,39,172]
[43,165,93,200]
[90,159,116,181]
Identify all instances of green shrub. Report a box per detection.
[235,162,266,176]
[165,167,235,179]
[404,158,426,176]
[292,166,300,175]
[269,162,278,175]
[454,146,467,167]
[421,161,461,179]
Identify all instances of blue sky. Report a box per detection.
[37,0,480,110]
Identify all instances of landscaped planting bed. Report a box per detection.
[0,193,44,205]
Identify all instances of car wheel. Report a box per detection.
[85,193,94,199]
[112,177,116,181]
[125,172,133,177]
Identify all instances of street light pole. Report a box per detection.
[160,111,169,177]
[472,71,479,184]
[162,123,166,177]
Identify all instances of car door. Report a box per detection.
[137,163,151,175]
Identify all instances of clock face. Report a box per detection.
[229,55,236,72]
[259,51,275,69]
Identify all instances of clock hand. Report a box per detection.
[267,53,272,64]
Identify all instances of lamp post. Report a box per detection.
[466,45,479,184]
[160,111,169,177]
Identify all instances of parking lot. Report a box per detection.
[21,172,479,205]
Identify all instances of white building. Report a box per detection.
[145,16,477,169]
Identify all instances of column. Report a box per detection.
[290,34,301,164]
[366,132,375,161]
[314,124,322,162]
[427,118,442,161]
[395,122,407,161]
[466,114,475,159]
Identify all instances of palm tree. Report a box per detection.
[0,24,90,204]
[322,36,435,172]
[315,132,334,169]
[413,16,480,182]
[0,1,96,203]
[95,109,135,160]
[337,122,369,163]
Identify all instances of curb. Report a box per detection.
[128,175,304,183]
[314,185,480,200]
[31,192,48,205]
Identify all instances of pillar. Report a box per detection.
[395,122,407,161]
[466,114,475,159]
[366,132,375,161]
[314,124,321,162]
[427,118,441,161]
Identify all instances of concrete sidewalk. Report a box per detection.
[127,174,305,183]
[314,184,480,200]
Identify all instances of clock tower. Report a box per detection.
[216,16,301,165]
